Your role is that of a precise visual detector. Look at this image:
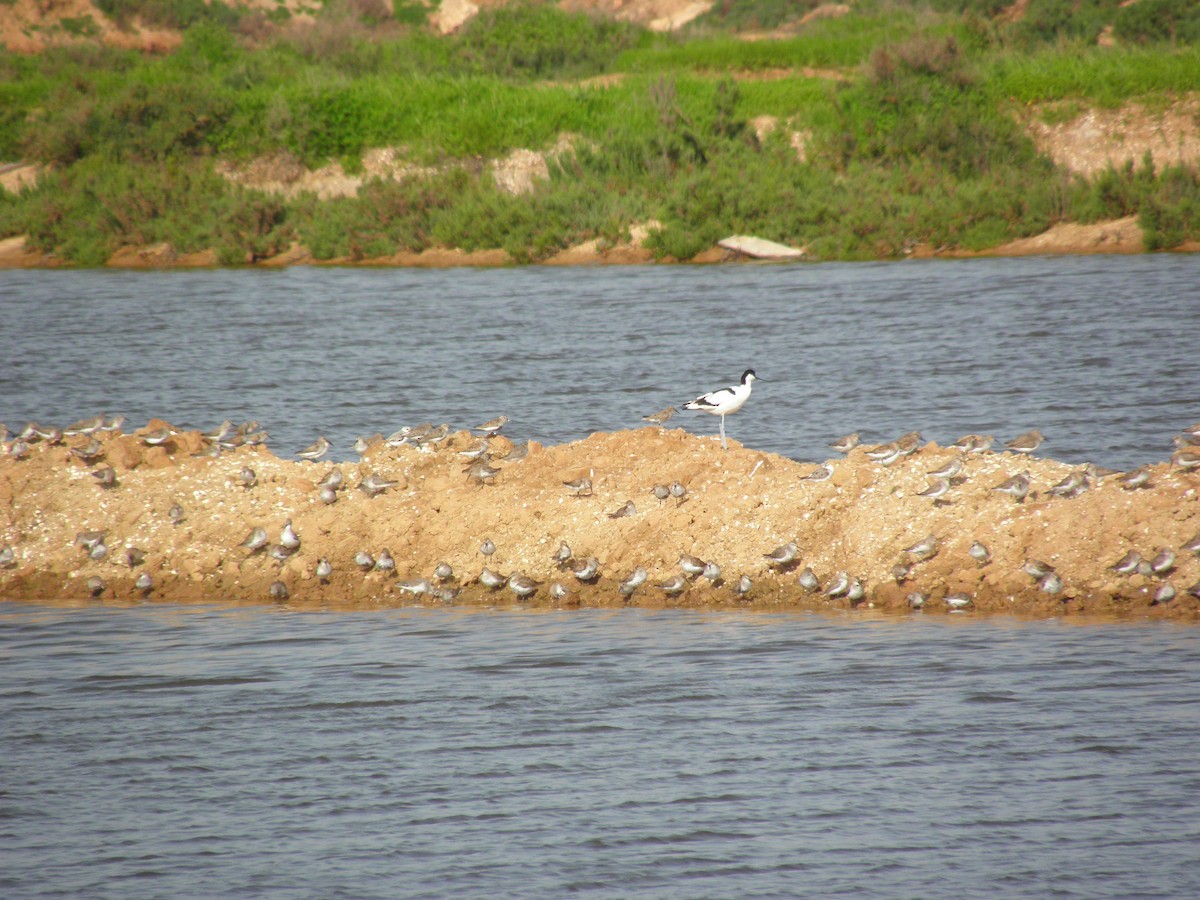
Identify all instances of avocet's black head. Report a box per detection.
[742,369,758,384]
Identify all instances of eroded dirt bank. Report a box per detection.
[2,421,1199,620]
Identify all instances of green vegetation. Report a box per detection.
[1,0,1199,265]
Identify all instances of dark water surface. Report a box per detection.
[1,255,1197,470]
[2,603,1199,898]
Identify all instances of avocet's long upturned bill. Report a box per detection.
[684,369,757,450]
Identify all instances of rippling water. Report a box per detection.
[2,602,1199,898]
[1,255,1197,469]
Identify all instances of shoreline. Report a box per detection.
[3,422,1198,621]
[3,217,1199,270]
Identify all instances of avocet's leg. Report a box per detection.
[719,415,728,450]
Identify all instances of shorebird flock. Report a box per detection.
[3,381,1200,611]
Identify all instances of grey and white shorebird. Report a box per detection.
[241,527,268,553]
[916,477,950,502]
[904,534,939,560]
[658,575,687,596]
[618,567,648,597]
[240,466,257,489]
[359,473,398,497]
[643,406,677,426]
[652,483,670,501]
[1022,559,1055,579]
[608,500,637,519]
[865,442,902,466]
[825,571,850,597]
[464,460,502,486]
[1040,572,1063,594]
[804,463,833,482]
[951,434,994,454]
[1152,582,1177,605]
[374,549,396,573]
[480,538,496,559]
[892,562,910,584]
[135,572,153,594]
[168,503,185,526]
[434,561,455,582]
[563,476,593,497]
[503,442,529,462]
[733,574,753,598]
[1047,470,1089,499]
[927,457,964,480]
[945,592,973,610]
[87,575,106,598]
[670,481,688,503]
[553,542,573,567]
[895,431,924,455]
[297,436,330,462]
[1111,550,1141,575]
[91,466,117,488]
[992,471,1031,502]
[280,519,300,551]
[830,432,860,454]
[475,415,509,437]
[969,541,991,565]
[846,578,865,605]
[683,369,757,450]
[269,543,296,563]
[89,540,108,561]
[1005,430,1045,454]
[269,580,289,602]
[763,541,798,569]
[1172,449,1200,470]
[1183,531,1200,554]
[1151,548,1176,575]
[395,578,432,597]
[65,414,106,437]
[797,566,819,593]
[679,553,707,578]
[318,469,344,491]
[508,572,539,600]
[69,438,105,462]
[319,485,337,505]
[76,529,106,552]
[550,582,574,603]
[0,544,15,568]
[702,560,722,583]
[907,591,928,609]
[1118,466,1151,490]
[316,557,333,583]
[479,566,507,590]
[141,426,173,446]
[570,556,600,582]
[355,550,375,571]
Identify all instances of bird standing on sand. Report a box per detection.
[1005,430,1045,454]
[683,369,757,450]
[297,436,331,462]
[643,407,677,426]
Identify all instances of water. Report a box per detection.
[2,602,1199,898]
[1,254,1197,470]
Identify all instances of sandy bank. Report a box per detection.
[2,421,1198,620]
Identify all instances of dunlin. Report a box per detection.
[1182,531,1200,554]
[553,542,573,567]
[926,457,963,480]
[1047,471,1089,499]
[135,572,153,594]
[1150,548,1176,575]
[269,580,289,601]
[69,439,104,462]
[951,434,994,454]
[904,534,939,560]
[991,471,1031,502]
[1153,582,1177,605]
[1172,449,1200,470]
[1005,430,1044,454]
[297,436,330,461]
[1118,467,1151,490]
[395,578,432,596]
[269,544,295,563]
[434,562,454,581]
[65,414,106,437]
[916,477,950,502]
[892,562,910,584]
[618,567,648,597]
[91,466,117,488]
[608,500,637,519]
[825,571,850,597]
[464,460,501,485]
[895,431,923,455]
[702,561,722,582]
[670,481,688,503]
[355,551,375,571]
[89,540,108,561]
[907,592,928,609]
[570,556,600,582]
[969,541,991,565]
[652,483,670,500]
[480,539,496,558]
[241,527,268,553]
[550,582,574,603]
[733,575,753,598]
[240,467,257,489]
[684,369,757,450]
[374,549,396,573]
[643,407,677,426]
[865,442,900,462]
[475,415,509,437]
[280,519,300,550]
[319,485,337,505]
[564,477,593,497]
[1111,550,1141,575]
[479,566,506,589]
[1040,572,1063,594]
[503,443,529,462]
[318,469,344,491]
[846,578,865,605]
[359,473,398,497]
[87,575,105,598]
[797,567,819,593]
[75,530,106,551]
[803,463,833,482]
[168,504,185,525]
[508,572,539,600]
[0,545,15,568]
[679,554,707,578]
[316,558,333,583]
[1023,559,1055,579]
[945,592,972,610]
[830,432,860,454]
[141,427,173,446]
[763,541,798,569]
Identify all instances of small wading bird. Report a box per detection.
[683,369,757,451]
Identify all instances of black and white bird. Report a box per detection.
[683,369,757,450]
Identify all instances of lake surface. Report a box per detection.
[1,255,1197,470]
[2,602,1199,898]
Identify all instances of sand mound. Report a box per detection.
[2,421,1198,620]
